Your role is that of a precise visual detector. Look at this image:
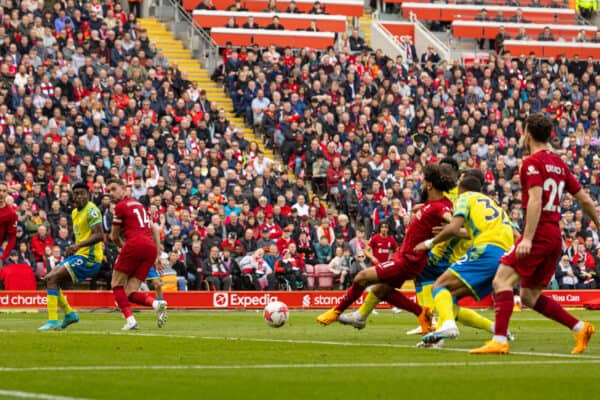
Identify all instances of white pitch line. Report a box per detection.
[4,329,597,360]
[1,360,600,373]
[0,389,89,400]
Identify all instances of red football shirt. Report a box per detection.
[113,197,154,243]
[0,204,17,262]
[521,150,581,224]
[368,234,398,264]
[395,197,453,265]
[0,263,36,290]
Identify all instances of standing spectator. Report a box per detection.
[365,222,397,265]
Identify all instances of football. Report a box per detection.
[263,301,289,328]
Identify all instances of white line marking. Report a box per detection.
[3,329,596,360]
[1,360,600,373]
[0,389,89,400]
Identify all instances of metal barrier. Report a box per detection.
[149,0,220,73]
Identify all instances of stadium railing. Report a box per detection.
[210,27,336,48]
[503,39,600,58]
[401,2,577,24]
[192,10,348,32]
[451,20,598,40]
[183,0,365,16]
[149,0,220,71]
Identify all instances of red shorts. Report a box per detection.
[114,239,158,281]
[374,255,423,288]
[499,224,562,289]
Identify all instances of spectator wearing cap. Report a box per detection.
[221,232,244,257]
[276,224,296,255]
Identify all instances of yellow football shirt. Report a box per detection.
[71,201,104,264]
[453,192,514,251]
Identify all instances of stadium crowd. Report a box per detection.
[0,0,599,293]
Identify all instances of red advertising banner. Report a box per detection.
[1,290,599,309]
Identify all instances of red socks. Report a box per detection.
[533,295,578,330]
[335,282,365,313]
[493,290,513,336]
[383,290,422,316]
[113,286,133,318]
[129,292,155,307]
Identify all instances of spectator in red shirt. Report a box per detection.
[220,232,244,257]
[276,224,296,255]
[30,225,54,263]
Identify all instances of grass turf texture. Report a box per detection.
[0,310,599,400]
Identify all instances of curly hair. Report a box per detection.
[526,113,553,143]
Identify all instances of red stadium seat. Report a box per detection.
[315,264,335,290]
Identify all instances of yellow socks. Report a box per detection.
[454,304,493,332]
[58,290,73,314]
[358,291,381,318]
[47,290,59,321]
[419,283,435,309]
[432,286,454,327]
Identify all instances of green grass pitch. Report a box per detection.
[1,309,599,400]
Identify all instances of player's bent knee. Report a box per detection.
[520,289,540,307]
[354,269,376,287]
[371,284,390,298]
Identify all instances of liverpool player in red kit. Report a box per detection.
[471,114,600,355]
[364,222,397,265]
[317,164,456,328]
[107,178,168,330]
[0,182,17,267]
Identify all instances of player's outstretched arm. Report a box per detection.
[574,190,600,231]
[414,212,460,252]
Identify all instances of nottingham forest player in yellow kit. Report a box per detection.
[415,174,516,344]
[38,183,104,331]
[339,166,499,340]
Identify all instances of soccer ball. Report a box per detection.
[263,301,289,328]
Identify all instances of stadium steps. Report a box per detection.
[359,13,372,47]
[137,17,274,159]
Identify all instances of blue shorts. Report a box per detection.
[415,258,450,286]
[146,266,160,280]
[61,255,101,284]
[449,244,505,301]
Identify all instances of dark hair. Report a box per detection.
[459,175,483,193]
[106,178,125,186]
[462,168,485,187]
[72,182,88,191]
[440,157,459,173]
[526,113,553,143]
[424,164,456,193]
